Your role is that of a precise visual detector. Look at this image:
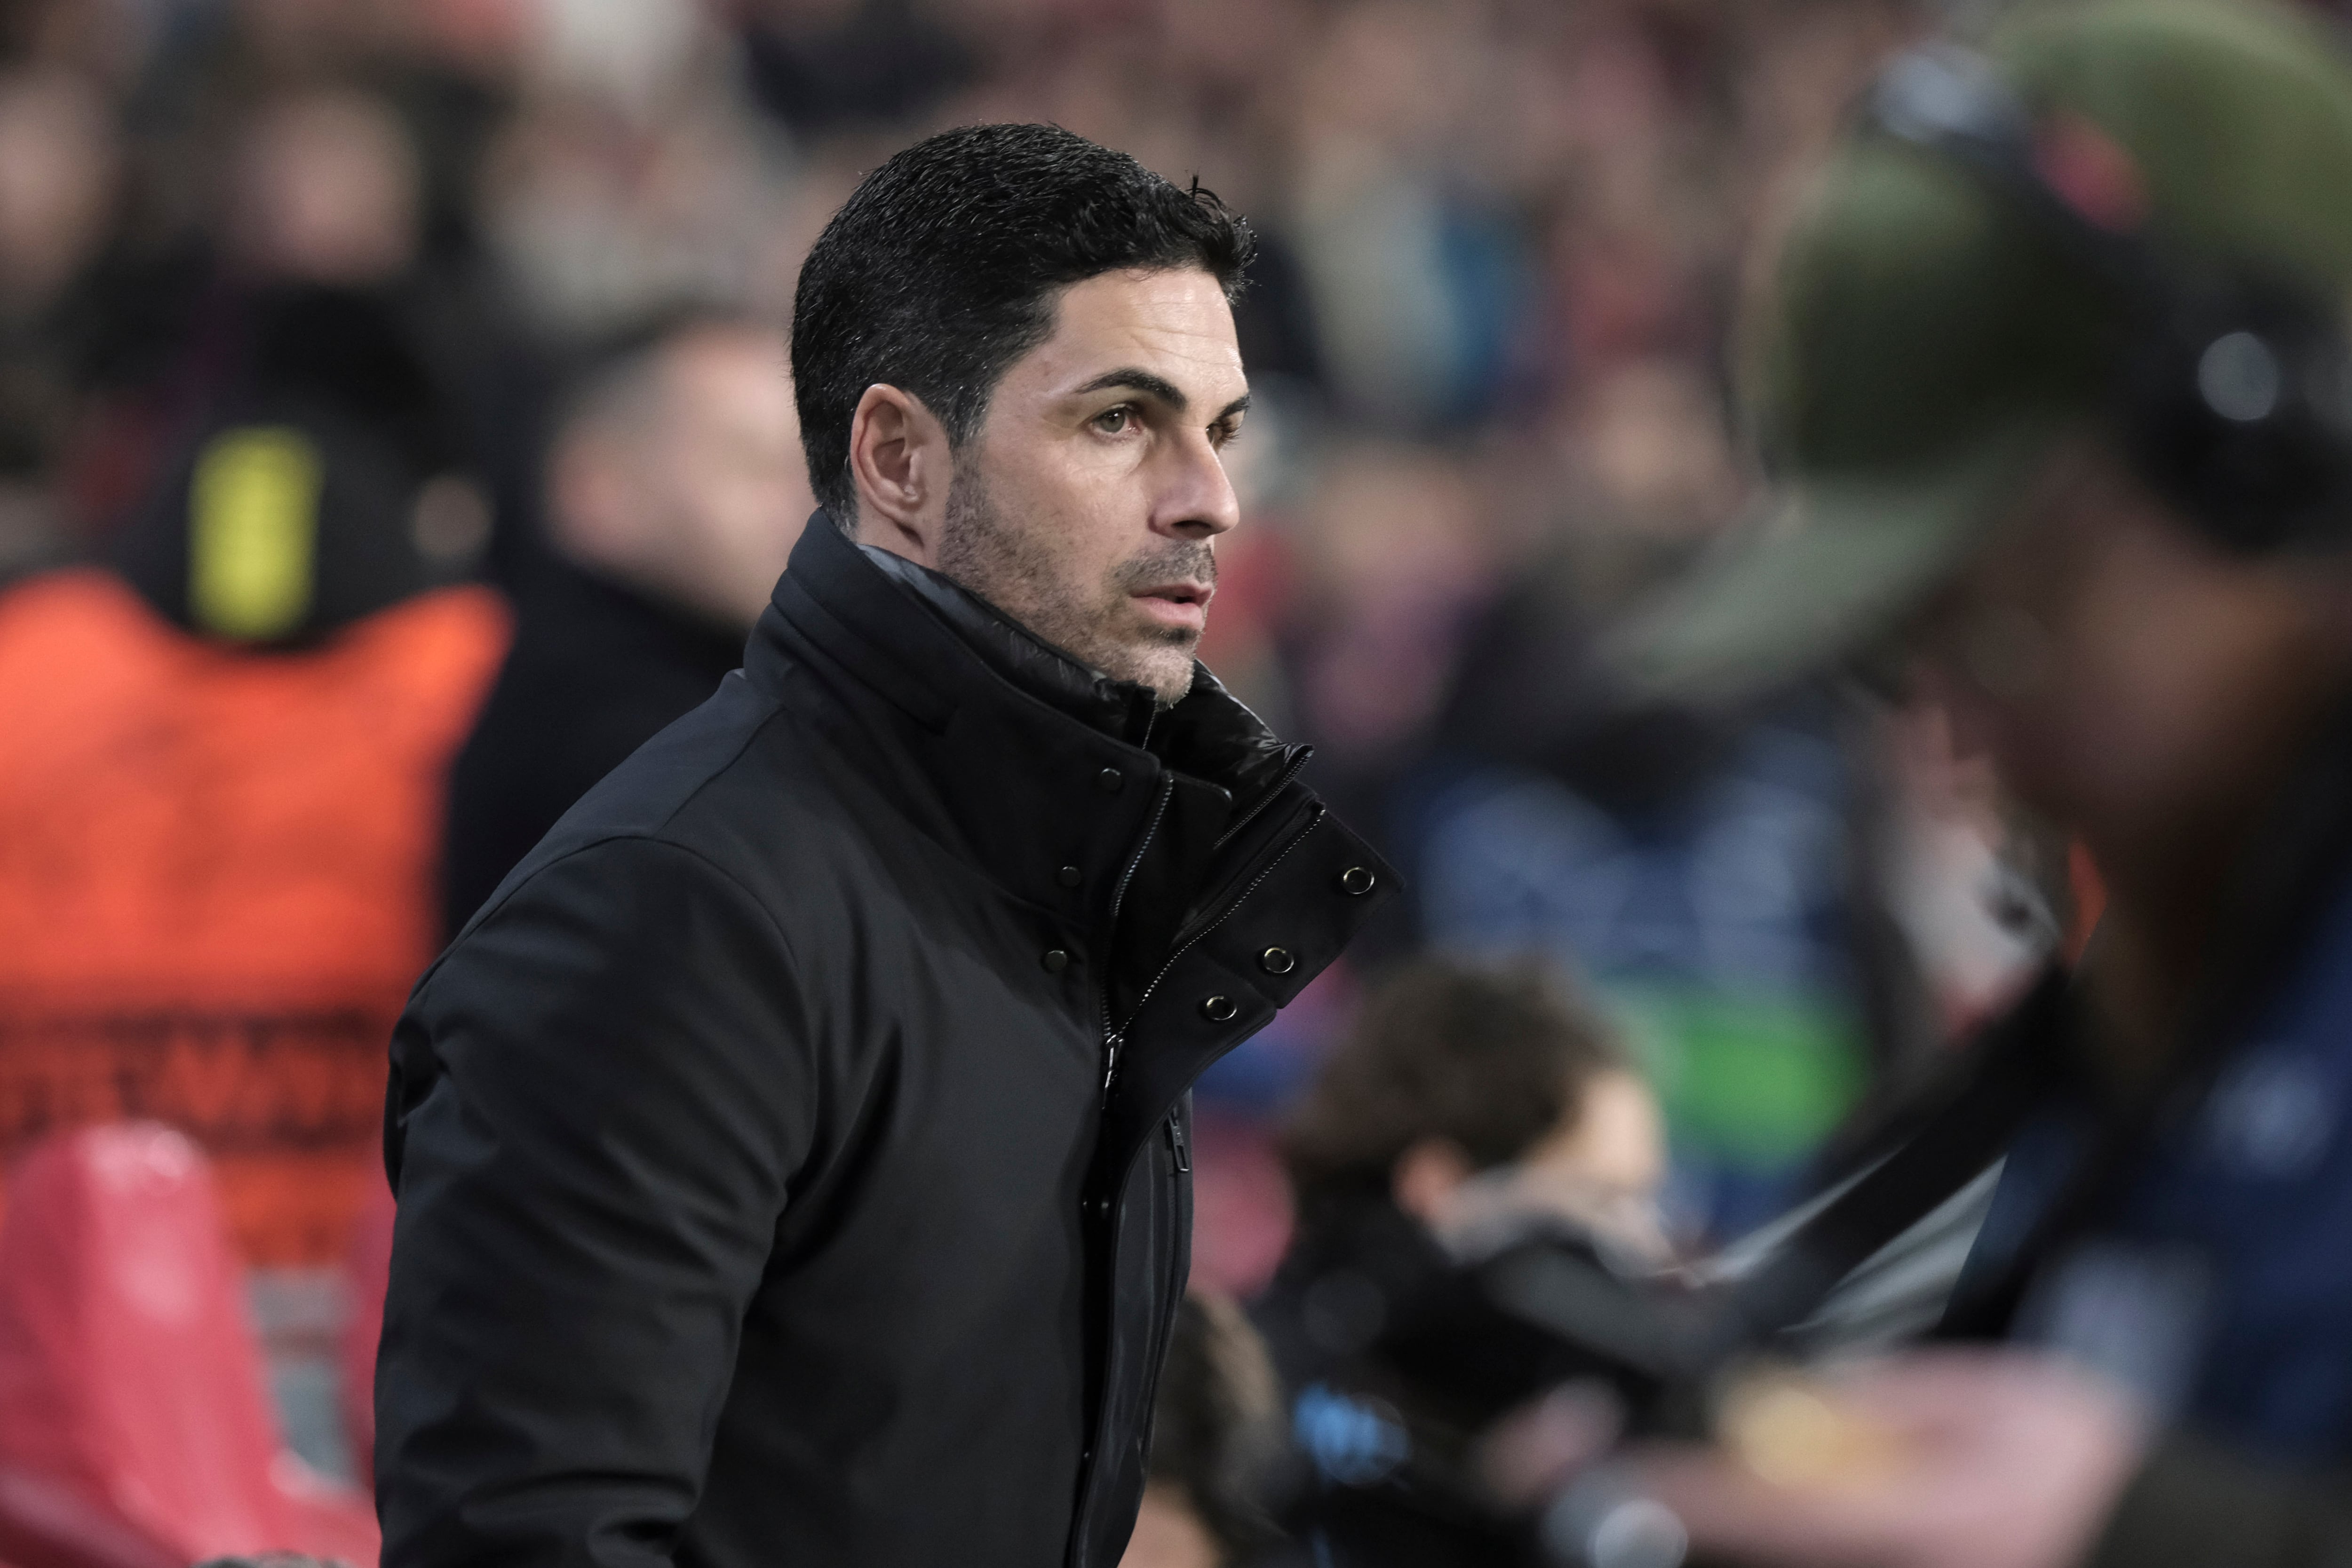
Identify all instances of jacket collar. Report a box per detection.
[856,540,1165,747]
[747,510,1307,925]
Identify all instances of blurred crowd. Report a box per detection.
[0,0,2126,1557]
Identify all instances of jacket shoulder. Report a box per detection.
[453,670,839,943]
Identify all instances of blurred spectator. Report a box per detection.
[1621,2,2352,1563]
[439,308,807,935]
[0,67,116,578]
[1282,0,1529,432]
[1255,958,1665,1567]
[0,492,505,1273]
[0,69,117,324]
[1120,1293,1286,1568]
[0,61,507,1281]
[1259,971,1659,1390]
[231,85,420,286]
[477,0,795,342]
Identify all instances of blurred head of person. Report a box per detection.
[1621,1,2352,1021]
[229,85,420,287]
[1119,1292,1285,1568]
[1282,958,1666,1259]
[0,68,117,322]
[546,309,811,631]
[477,58,782,341]
[791,122,1254,705]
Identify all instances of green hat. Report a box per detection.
[1617,0,2352,703]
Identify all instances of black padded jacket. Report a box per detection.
[374,513,1396,1568]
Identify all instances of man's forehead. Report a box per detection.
[1026,269,1245,397]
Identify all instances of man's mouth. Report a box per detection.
[1129,581,1213,633]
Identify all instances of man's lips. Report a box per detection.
[1130,582,1213,631]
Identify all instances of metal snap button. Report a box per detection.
[1259,946,1297,975]
[1057,864,1082,888]
[1200,995,1239,1023]
[1096,767,1123,793]
[1337,865,1377,896]
[1042,949,1070,974]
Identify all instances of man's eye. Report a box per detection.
[1093,407,1132,435]
[1211,419,1243,449]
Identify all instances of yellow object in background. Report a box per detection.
[1716,1365,1907,1489]
[190,427,323,641]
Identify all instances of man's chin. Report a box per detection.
[1035,610,1198,703]
[1145,665,1196,706]
[1099,641,1198,705]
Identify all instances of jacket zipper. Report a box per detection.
[1099,776,1174,1106]
[1075,787,1299,1567]
[1112,801,1326,1051]
[1212,744,1313,852]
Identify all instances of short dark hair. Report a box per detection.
[1281,958,1627,1207]
[790,123,1254,519]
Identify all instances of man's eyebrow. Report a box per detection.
[1069,369,1253,425]
[1070,367,1190,410]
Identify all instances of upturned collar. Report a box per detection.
[747,511,1310,927]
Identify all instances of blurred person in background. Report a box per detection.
[0,5,531,1486]
[478,0,798,344]
[0,66,117,578]
[1255,958,1666,1567]
[1614,1,2352,1562]
[376,125,1394,1568]
[1121,1292,1287,1568]
[0,53,506,1278]
[439,308,810,935]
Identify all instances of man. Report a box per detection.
[1610,2,2352,1564]
[440,310,813,935]
[374,124,1395,1568]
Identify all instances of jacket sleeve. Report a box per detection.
[375,835,817,1568]
[2084,1432,2352,1568]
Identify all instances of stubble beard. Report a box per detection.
[937,468,1211,705]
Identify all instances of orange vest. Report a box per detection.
[0,568,508,1265]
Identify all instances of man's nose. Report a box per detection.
[1154,434,1242,540]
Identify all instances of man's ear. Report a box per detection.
[848,383,953,567]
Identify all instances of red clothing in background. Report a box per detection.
[0,568,506,1264]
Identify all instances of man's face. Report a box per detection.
[939,267,1248,704]
[1908,441,2352,878]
